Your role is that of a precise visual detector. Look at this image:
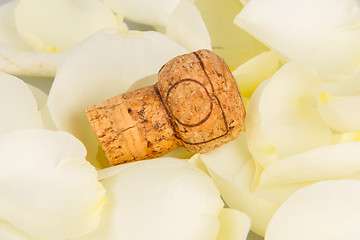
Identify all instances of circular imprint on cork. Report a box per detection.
[166,79,213,127]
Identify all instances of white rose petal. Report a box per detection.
[103,0,182,27]
[235,0,360,76]
[0,129,105,239]
[76,157,226,240]
[194,0,268,69]
[0,1,61,77]
[201,134,279,236]
[0,72,42,137]
[318,72,360,133]
[232,51,282,99]
[217,208,251,240]
[318,94,360,133]
[265,180,360,240]
[246,62,333,168]
[259,142,360,188]
[47,29,187,168]
[166,1,211,51]
[14,0,118,52]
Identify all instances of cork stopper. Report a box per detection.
[86,49,245,166]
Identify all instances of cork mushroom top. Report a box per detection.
[156,49,245,153]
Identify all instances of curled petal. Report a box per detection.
[0,129,105,239]
[233,51,282,99]
[259,142,360,188]
[0,1,62,77]
[318,94,360,133]
[201,134,279,236]
[266,180,360,240]
[103,0,181,27]
[246,62,333,168]
[217,208,251,240]
[47,29,187,168]
[194,0,268,69]
[14,0,118,52]
[166,1,211,51]
[0,72,42,137]
[77,157,224,240]
[235,0,360,76]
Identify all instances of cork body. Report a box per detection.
[86,86,178,165]
[87,49,245,165]
[156,49,245,153]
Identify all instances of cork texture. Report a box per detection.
[86,86,178,165]
[156,49,245,153]
[86,49,245,165]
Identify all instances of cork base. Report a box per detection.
[86,86,179,165]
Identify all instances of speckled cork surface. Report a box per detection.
[86,49,245,165]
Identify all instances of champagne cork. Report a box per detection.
[86,49,245,166]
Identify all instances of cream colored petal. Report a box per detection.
[246,62,333,168]
[318,94,360,133]
[194,0,268,69]
[47,29,187,168]
[76,157,224,240]
[14,0,118,52]
[0,72,42,137]
[217,208,251,240]
[166,1,211,51]
[26,84,47,110]
[0,219,46,240]
[233,51,282,99]
[265,180,360,240]
[259,142,360,188]
[235,0,360,76]
[0,1,32,51]
[201,134,279,236]
[103,0,181,27]
[0,129,105,239]
[0,1,63,76]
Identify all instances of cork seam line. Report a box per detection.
[192,51,230,134]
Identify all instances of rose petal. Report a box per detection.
[194,0,268,69]
[47,29,187,168]
[166,1,211,51]
[103,0,182,27]
[318,94,360,133]
[14,0,118,52]
[0,129,105,239]
[217,208,251,240]
[265,180,360,240]
[235,0,360,76]
[201,134,279,236]
[0,72,42,137]
[0,220,45,240]
[259,142,360,188]
[246,62,333,168]
[0,1,61,77]
[76,157,224,240]
[232,51,282,99]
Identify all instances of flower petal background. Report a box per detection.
[201,134,279,236]
[234,0,360,76]
[74,157,250,240]
[265,180,360,240]
[47,29,188,168]
[14,0,118,52]
[0,71,42,137]
[103,0,184,27]
[166,0,211,52]
[0,1,61,77]
[246,62,333,168]
[194,0,268,69]
[0,129,105,239]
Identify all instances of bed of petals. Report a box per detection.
[1,0,360,239]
